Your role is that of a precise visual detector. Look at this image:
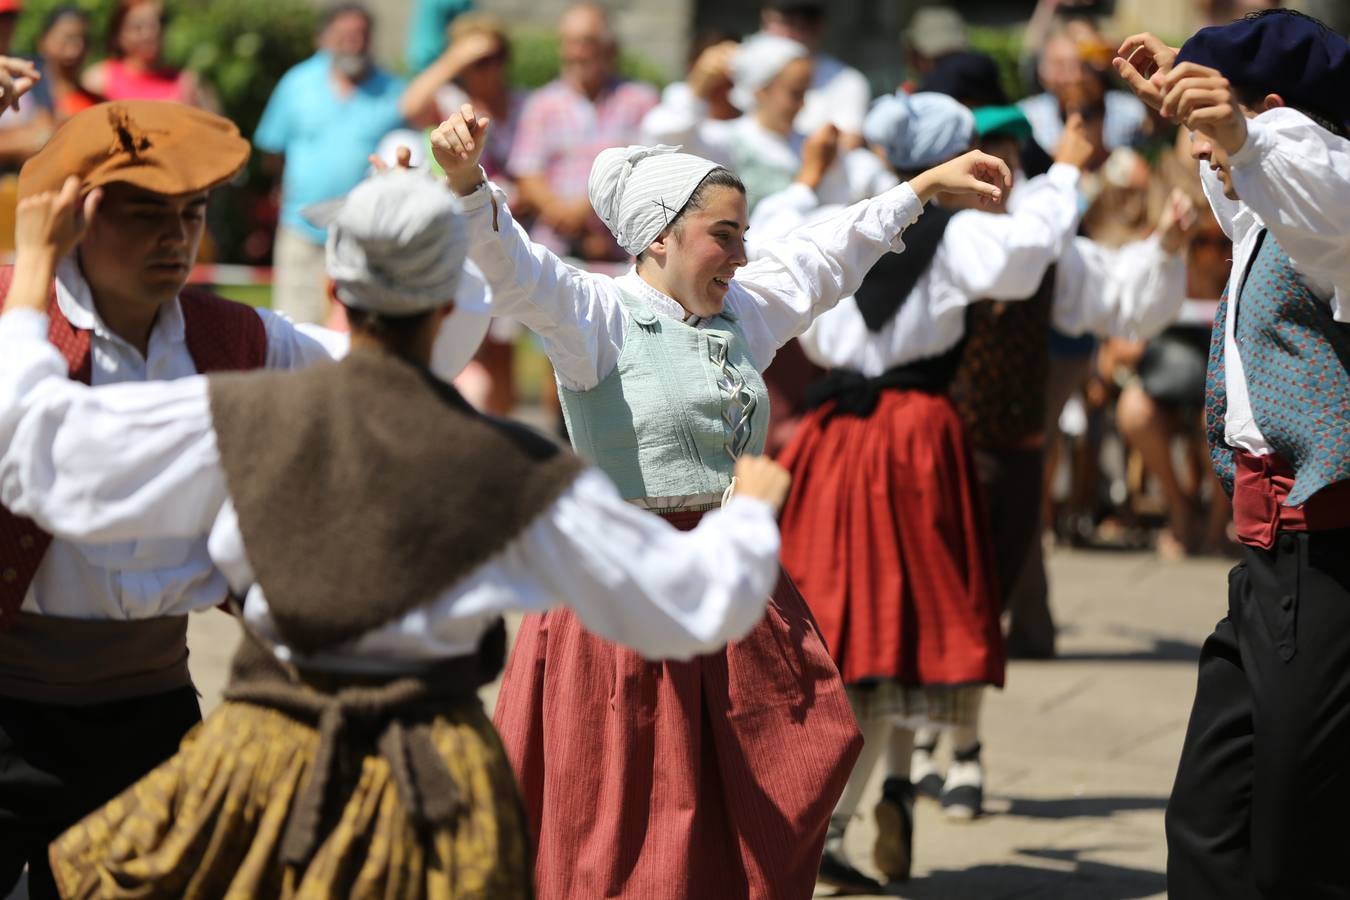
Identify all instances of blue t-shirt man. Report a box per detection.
[255,53,407,246]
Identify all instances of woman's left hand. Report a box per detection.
[909,150,1012,207]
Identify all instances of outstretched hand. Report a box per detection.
[368,144,416,172]
[909,150,1012,207]
[0,56,40,114]
[1113,33,1179,112]
[431,103,493,195]
[1156,187,1198,255]
[732,455,792,515]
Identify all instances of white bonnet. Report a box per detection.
[587,144,721,257]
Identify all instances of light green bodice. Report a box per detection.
[558,290,771,502]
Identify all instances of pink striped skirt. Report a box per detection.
[493,522,861,900]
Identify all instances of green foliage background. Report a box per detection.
[13,0,319,138]
[12,0,320,262]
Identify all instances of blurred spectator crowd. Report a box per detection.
[0,0,1327,560]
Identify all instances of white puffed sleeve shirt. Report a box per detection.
[1199,108,1350,457]
[752,164,1186,375]
[458,175,923,392]
[0,308,781,669]
[3,258,490,620]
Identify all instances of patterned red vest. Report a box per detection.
[0,266,268,629]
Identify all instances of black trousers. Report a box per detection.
[0,686,201,899]
[974,447,1056,657]
[1167,527,1350,899]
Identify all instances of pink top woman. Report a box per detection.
[82,0,204,106]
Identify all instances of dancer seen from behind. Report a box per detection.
[0,166,798,899]
[755,90,1191,891]
[0,98,424,900]
[1114,10,1350,898]
[433,101,1011,899]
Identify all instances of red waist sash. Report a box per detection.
[1232,452,1350,549]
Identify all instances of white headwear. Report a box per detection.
[588,144,720,257]
[730,32,810,113]
[304,167,489,316]
[863,91,974,172]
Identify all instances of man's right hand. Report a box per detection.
[733,455,792,515]
[431,103,493,195]
[1053,113,1094,171]
[1113,33,1179,112]
[8,176,102,314]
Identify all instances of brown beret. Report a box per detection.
[18,100,250,200]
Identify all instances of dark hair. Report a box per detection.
[319,3,374,34]
[41,4,88,38]
[106,0,163,58]
[342,303,436,358]
[636,167,746,261]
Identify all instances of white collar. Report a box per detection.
[55,254,186,347]
[615,267,711,326]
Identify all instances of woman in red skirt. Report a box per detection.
[763,91,1190,890]
[433,100,1011,899]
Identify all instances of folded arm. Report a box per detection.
[0,309,227,545]
[937,163,1082,301]
[1053,235,1186,340]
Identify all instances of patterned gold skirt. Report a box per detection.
[49,700,531,899]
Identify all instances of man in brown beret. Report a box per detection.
[0,99,355,900]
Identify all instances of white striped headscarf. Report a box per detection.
[587,144,721,257]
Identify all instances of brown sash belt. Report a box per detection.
[224,619,506,868]
[0,612,191,706]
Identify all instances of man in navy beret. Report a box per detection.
[1116,10,1350,899]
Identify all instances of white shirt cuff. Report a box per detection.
[1228,116,1269,170]
[1046,162,1083,191]
[0,308,50,341]
[453,169,494,211]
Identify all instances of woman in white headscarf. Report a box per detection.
[755,93,1191,890]
[641,32,894,211]
[432,102,1010,900]
[4,168,803,900]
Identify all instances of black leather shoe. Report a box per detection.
[873,776,915,883]
[818,848,885,894]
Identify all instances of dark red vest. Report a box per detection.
[0,266,268,629]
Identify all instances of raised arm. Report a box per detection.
[731,150,1011,368]
[513,457,789,660]
[0,177,227,547]
[1225,109,1350,307]
[433,106,627,391]
[1052,188,1192,340]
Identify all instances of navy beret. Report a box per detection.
[1176,12,1350,130]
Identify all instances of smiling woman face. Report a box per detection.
[79,182,209,311]
[642,183,749,318]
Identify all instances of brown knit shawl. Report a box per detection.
[208,347,583,655]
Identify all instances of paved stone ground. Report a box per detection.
[7,545,1230,899]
